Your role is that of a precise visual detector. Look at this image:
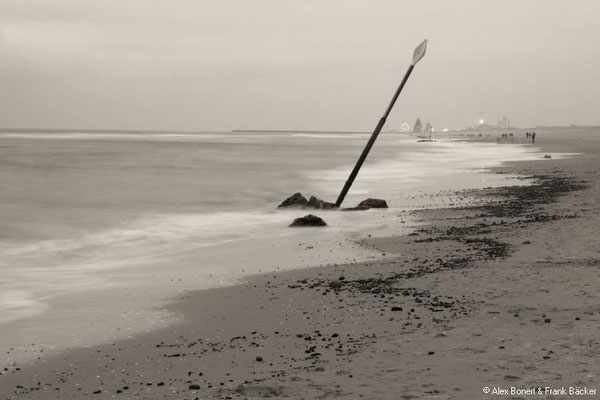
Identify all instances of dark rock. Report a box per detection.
[391,306,403,312]
[255,356,263,362]
[307,196,337,210]
[544,154,552,159]
[189,384,200,390]
[358,198,388,208]
[278,192,309,208]
[289,214,327,227]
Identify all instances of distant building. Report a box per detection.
[424,122,432,134]
[413,118,423,134]
[498,116,511,129]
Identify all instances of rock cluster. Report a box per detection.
[280,193,389,227]
[278,193,387,211]
[278,193,336,209]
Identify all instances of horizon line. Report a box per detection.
[1,124,599,135]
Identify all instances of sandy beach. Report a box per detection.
[3,1,599,398]
[1,128,599,400]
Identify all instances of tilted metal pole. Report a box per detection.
[335,65,414,207]
[334,39,427,207]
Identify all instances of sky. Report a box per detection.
[0,0,599,131]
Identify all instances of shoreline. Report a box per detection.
[0,136,547,367]
[2,130,599,399]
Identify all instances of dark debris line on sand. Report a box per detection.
[298,174,586,292]
[255,174,587,396]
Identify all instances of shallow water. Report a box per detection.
[0,130,554,363]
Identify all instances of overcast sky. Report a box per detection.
[1,0,599,131]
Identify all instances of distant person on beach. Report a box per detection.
[532,132,536,143]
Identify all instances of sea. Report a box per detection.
[0,129,549,365]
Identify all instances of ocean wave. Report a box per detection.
[0,211,293,272]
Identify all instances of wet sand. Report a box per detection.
[1,128,599,399]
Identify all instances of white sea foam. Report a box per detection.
[308,140,545,205]
[0,290,49,324]
[0,211,290,262]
